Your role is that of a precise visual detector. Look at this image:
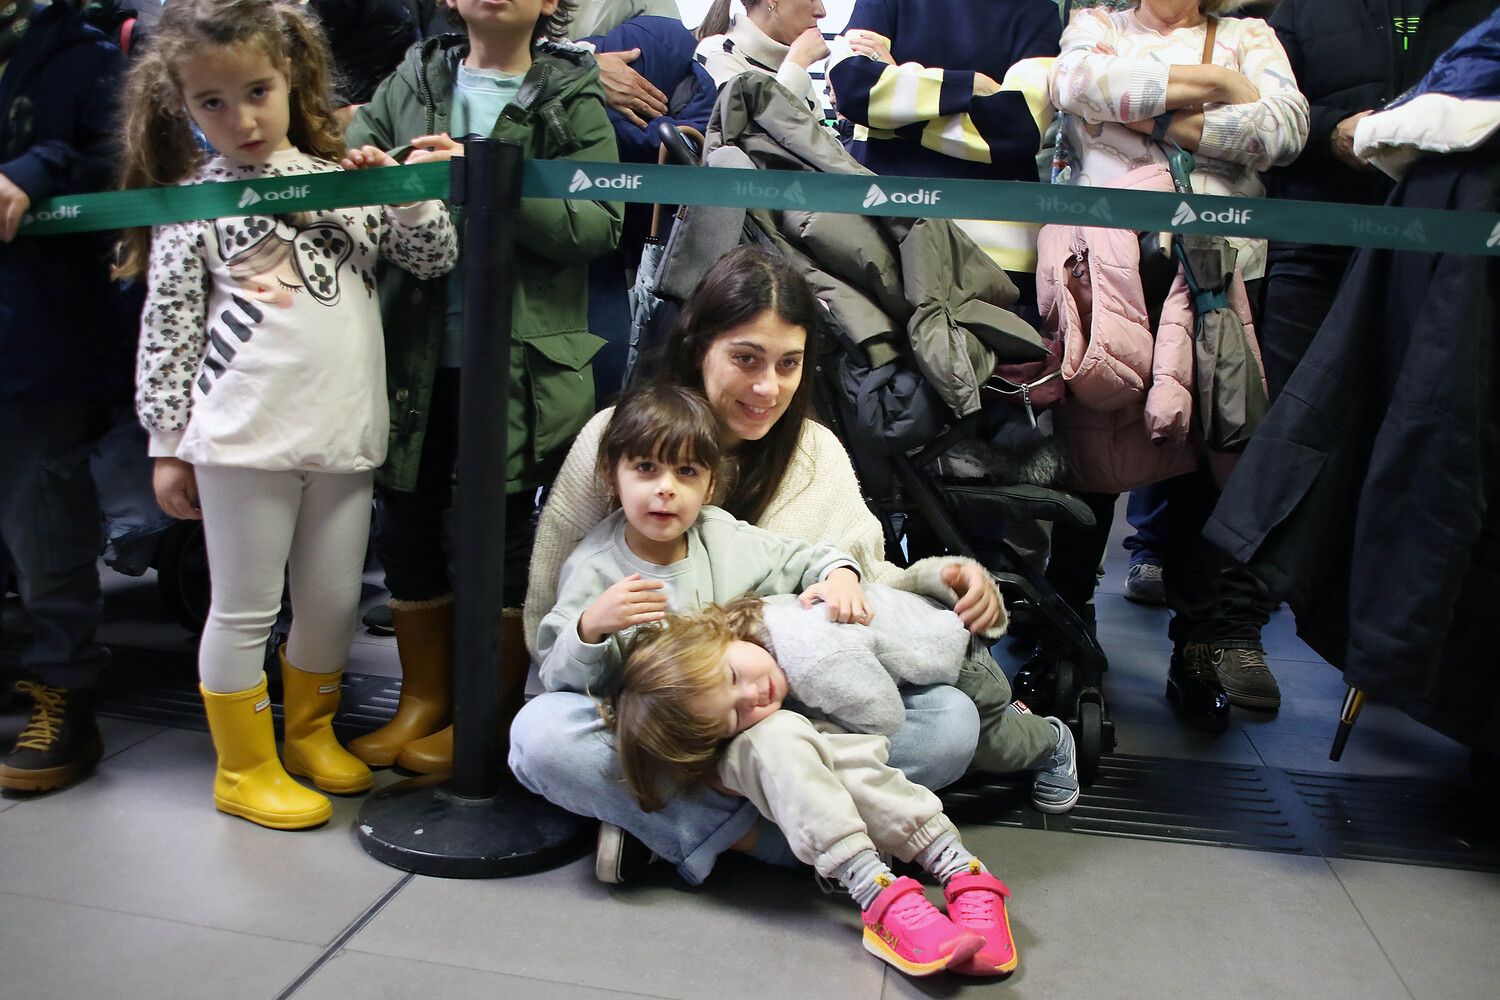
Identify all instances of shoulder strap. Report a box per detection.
[1201,16,1217,65]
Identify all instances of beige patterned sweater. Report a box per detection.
[523,407,1004,663]
[1049,9,1309,279]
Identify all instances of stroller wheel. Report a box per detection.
[1077,700,1104,784]
[1050,660,1076,714]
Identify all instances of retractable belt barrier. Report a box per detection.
[18,159,1500,256]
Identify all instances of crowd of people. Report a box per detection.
[2,0,1495,982]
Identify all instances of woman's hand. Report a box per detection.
[787,27,830,69]
[340,144,400,171]
[595,49,670,128]
[799,567,872,624]
[1210,66,1260,106]
[578,573,667,643]
[973,72,1002,98]
[404,133,465,166]
[942,562,1001,634]
[1331,110,1375,170]
[152,457,201,521]
[0,172,31,243]
[843,29,893,65]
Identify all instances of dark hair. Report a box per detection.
[658,245,822,524]
[446,0,575,42]
[115,0,344,278]
[598,383,724,488]
[695,0,737,40]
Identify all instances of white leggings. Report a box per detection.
[195,466,373,693]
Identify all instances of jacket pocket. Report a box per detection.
[521,330,605,464]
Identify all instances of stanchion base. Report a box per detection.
[356,775,594,878]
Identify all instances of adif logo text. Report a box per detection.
[569,169,643,193]
[731,177,807,207]
[863,183,941,209]
[1348,216,1427,244]
[239,184,311,209]
[22,203,82,224]
[1033,192,1113,223]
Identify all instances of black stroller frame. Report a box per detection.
[638,123,1117,782]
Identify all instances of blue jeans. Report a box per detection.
[1123,484,1168,569]
[0,398,109,689]
[509,683,980,885]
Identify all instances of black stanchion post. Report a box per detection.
[355,138,594,877]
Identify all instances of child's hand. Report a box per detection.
[340,144,400,171]
[404,134,464,165]
[152,457,201,521]
[942,562,1002,634]
[0,172,31,243]
[799,567,872,624]
[578,573,667,643]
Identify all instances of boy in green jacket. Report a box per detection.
[342,0,623,775]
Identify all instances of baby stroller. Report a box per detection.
[634,78,1116,781]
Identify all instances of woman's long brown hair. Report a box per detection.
[653,244,823,526]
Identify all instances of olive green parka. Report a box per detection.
[347,36,623,493]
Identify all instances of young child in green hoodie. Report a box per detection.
[342,0,623,775]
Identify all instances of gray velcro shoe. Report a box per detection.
[1031,717,1080,814]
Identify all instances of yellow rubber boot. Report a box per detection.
[395,608,526,777]
[279,649,373,795]
[200,677,331,830]
[348,597,453,768]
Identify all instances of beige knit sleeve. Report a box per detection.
[523,408,616,660]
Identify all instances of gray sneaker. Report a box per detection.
[1123,562,1166,605]
[1031,717,1080,814]
[1213,646,1281,710]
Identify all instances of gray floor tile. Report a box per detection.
[348,855,885,1000]
[0,891,321,1000]
[1250,729,1470,781]
[1109,719,1261,765]
[0,727,405,945]
[297,950,665,1000]
[1331,858,1500,1000]
[912,826,1411,1000]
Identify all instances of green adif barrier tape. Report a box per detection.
[17,159,1500,257]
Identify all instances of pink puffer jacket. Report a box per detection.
[1035,162,1261,494]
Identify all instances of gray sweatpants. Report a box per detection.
[717,710,957,877]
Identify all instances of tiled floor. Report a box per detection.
[3,515,1498,1000]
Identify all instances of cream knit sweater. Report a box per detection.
[523,407,1005,661]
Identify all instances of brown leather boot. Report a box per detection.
[395,607,527,777]
[348,596,453,767]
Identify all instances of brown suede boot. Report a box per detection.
[348,596,453,768]
[395,607,527,777]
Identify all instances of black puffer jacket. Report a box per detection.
[1263,0,1493,267]
[0,3,128,403]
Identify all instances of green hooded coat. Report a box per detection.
[347,36,623,493]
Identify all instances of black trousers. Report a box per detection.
[1047,465,1268,648]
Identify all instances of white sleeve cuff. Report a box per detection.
[148,429,184,458]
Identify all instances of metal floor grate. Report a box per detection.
[9,640,1498,873]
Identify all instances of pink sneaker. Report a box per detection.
[862,875,984,977]
[943,868,1019,975]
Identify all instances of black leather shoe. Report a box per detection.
[1166,642,1231,734]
